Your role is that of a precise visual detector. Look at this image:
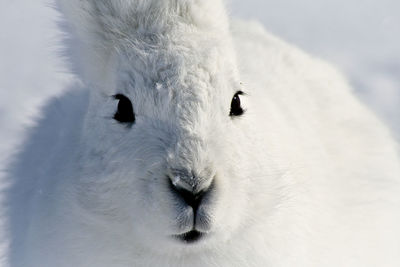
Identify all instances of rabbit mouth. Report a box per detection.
[174,230,205,243]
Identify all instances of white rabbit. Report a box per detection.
[2,0,400,266]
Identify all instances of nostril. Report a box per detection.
[180,188,204,210]
[168,177,207,210]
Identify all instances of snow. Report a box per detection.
[0,0,399,163]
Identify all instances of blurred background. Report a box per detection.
[0,0,399,163]
[230,0,400,136]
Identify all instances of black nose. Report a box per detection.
[168,178,210,211]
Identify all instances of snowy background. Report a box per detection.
[0,0,399,165]
[230,0,400,136]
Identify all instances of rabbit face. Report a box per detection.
[73,42,265,254]
[59,0,283,255]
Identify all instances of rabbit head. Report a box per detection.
[59,0,279,255]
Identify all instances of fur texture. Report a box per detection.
[2,0,400,266]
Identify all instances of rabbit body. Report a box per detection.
[2,1,400,266]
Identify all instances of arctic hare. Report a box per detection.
[2,0,400,266]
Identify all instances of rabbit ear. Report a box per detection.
[58,0,229,48]
[57,0,133,88]
[57,1,128,53]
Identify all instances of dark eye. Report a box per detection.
[229,91,244,117]
[113,94,135,124]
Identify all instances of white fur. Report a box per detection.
[2,0,400,266]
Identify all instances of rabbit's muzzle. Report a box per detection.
[167,170,216,243]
